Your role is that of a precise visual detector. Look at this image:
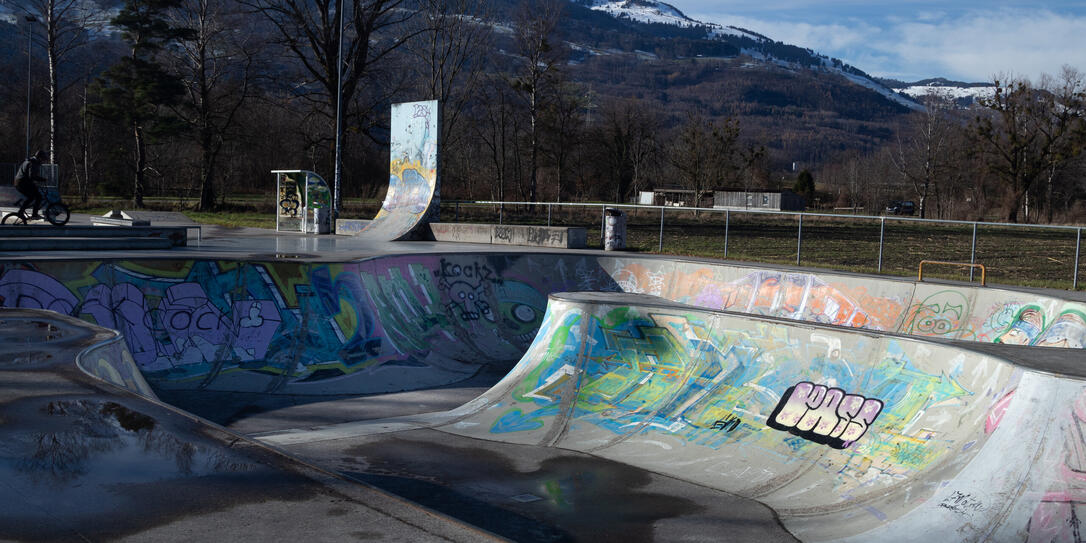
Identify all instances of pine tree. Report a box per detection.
[90,0,191,208]
[794,169,815,204]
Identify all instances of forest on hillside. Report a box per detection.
[2,0,1085,224]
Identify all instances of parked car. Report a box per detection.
[886,201,916,215]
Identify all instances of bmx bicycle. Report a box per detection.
[2,186,71,226]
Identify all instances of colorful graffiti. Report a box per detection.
[766,382,884,449]
[362,100,440,240]
[1027,388,1086,542]
[0,255,618,394]
[994,306,1086,348]
[665,268,905,331]
[902,290,971,338]
[483,299,986,492]
[4,252,1079,399]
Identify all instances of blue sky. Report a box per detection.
[671,1,1086,82]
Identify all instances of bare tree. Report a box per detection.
[596,98,660,203]
[243,0,419,143]
[404,0,492,151]
[541,81,587,202]
[892,93,955,218]
[1037,67,1086,223]
[22,0,99,169]
[510,0,564,205]
[669,111,739,208]
[167,0,262,210]
[973,73,1085,223]
[473,75,519,206]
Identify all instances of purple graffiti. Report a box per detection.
[82,283,160,368]
[767,381,883,449]
[0,269,78,315]
[231,300,281,360]
[0,268,285,372]
[161,283,234,358]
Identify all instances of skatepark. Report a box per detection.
[4,102,1086,542]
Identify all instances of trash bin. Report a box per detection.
[309,208,331,234]
[604,208,626,251]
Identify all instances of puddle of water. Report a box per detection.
[0,319,68,368]
[1,399,257,522]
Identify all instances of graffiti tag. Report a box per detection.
[938,491,987,517]
[711,415,741,432]
[767,381,883,449]
[437,258,497,322]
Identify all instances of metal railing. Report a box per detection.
[443,200,1086,290]
[919,261,987,286]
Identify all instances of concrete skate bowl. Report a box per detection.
[6,252,1086,540]
[3,252,1085,392]
[2,253,1085,401]
[433,291,1086,542]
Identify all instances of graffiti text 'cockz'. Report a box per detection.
[767,382,883,449]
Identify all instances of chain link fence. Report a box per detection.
[441,200,1086,291]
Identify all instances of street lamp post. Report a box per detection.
[25,15,36,159]
[332,0,345,219]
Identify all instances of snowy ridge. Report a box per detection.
[840,72,925,109]
[581,0,923,110]
[588,0,765,41]
[588,0,694,26]
[900,85,996,102]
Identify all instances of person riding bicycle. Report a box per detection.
[13,150,47,219]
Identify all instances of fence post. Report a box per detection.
[499,204,503,225]
[547,204,552,226]
[796,214,803,266]
[601,205,606,247]
[878,217,885,273]
[724,209,730,258]
[970,222,978,282]
[658,207,665,253]
[1075,228,1082,290]
[454,201,460,222]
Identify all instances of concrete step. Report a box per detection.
[0,236,175,251]
[0,225,188,246]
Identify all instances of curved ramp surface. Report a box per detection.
[1,253,1085,404]
[359,100,439,241]
[435,291,1086,542]
[0,309,490,542]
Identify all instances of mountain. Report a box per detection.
[573,0,921,111]
[503,0,925,164]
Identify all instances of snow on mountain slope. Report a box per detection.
[582,0,922,110]
[588,0,693,26]
[900,84,995,102]
[588,0,766,40]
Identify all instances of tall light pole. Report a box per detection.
[25,15,36,159]
[332,0,345,218]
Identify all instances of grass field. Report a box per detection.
[71,196,1085,291]
[448,203,1085,291]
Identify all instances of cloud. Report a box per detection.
[689,7,1086,82]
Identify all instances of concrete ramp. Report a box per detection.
[3,253,1086,403]
[436,291,1086,542]
[358,100,439,241]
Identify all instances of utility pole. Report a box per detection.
[333,0,345,218]
[25,15,36,159]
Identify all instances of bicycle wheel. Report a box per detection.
[44,203,70,226]
[2,212,26,225]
